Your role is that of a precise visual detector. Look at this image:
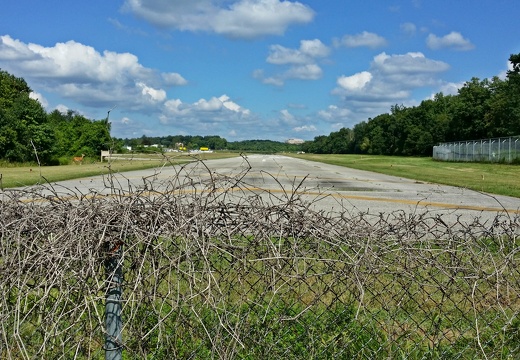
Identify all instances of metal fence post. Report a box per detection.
[515,139,520,159]
[105,243,123,360]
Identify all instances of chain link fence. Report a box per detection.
[433,136,520,163]
[1,158,520,359]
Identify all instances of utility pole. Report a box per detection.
[104,106,122,360]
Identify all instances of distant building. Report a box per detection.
[286,138,305,145]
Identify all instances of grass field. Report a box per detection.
[0,152,239,189]
[287,153,520,198]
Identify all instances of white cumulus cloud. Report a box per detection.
[122,0,315,39]
[337,71,372,91]
[280,109,296,124]
[258,38,329,85]
[299,39,330,58]
[372,52,450,74]
[267,44,310,65]
[29,91,49,108]
[161,95,251,123]
[137,82,167,102]
[267,39,329,64]
[0,35,187,110]
[285,64,323,80]
[220,95,251,114]
[330,51,451,125]
[55,104,70,114]
[436,81,464,96]
[426,31,475,51]
[334,31,387,49]
[334,52,449,100]
[162,72,188,86]
[159,94,256,138]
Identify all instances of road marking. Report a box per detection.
[236,187,520,214]
[11,183,519,214]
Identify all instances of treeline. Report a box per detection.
[226,139,301,153]
[302,53,520,156]
[125,134,228,151]
[0,70,112,165]
[123,136,301,153]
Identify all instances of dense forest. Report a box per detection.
[302,53,520,156]
[1,53,519,164]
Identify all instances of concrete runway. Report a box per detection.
[9,154,520,224]
[196,154,520,218]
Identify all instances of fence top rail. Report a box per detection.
[435,135,520,147]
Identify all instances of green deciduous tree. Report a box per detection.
[0,70,50,163]
[448,77,493,140]
[47,109,113,160]
[505,53,520,135]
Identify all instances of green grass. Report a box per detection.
[115,235,520,359]
[288,153,520,198]
[5,222,519,358]
[0,152,239,189]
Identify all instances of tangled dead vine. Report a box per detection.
[1,157,519,359]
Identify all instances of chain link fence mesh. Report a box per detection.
[1,158,519,359]
[433,136,520,163]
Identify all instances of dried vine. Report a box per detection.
[1,157,519,359]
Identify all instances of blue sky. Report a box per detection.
[1,1,519,141]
